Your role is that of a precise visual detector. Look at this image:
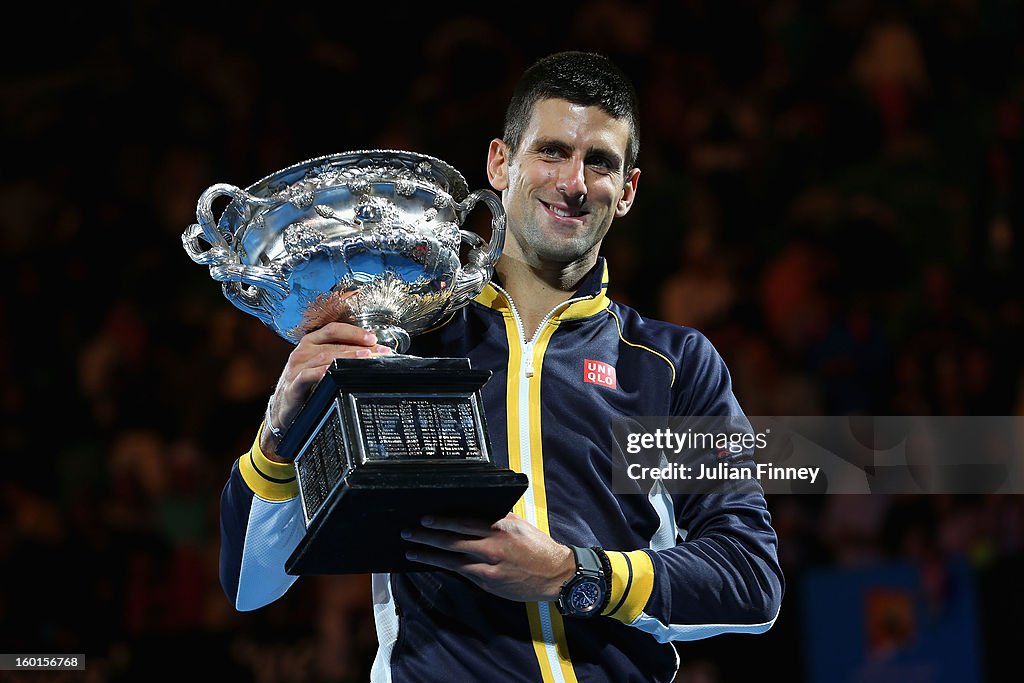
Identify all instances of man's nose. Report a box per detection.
[556,157,587,205]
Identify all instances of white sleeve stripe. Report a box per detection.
[370,573,398,683]
[646,483,678,551]
[630,605,780,643]
[236,495,303,611]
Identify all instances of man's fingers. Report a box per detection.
[286,344,392,388]
[289,365,331,394]
[401,528,498,563]
[313,343,395,361]
[303,322,379,346]
[404,548,496,579]
[273,341,392,427]
[418,515,495,537]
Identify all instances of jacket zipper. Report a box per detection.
[490,284,591,378]
[490,283,593,682]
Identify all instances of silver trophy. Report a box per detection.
[182,149,505,351]
[183,150,527,574]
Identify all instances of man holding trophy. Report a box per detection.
[197,52,783,682]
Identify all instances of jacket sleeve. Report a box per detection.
[599,333,784,641]
[219,424,305,611]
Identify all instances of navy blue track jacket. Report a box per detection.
[220,259,784,682]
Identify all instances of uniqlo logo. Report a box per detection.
[583,359,617,389]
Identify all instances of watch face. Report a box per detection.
[569,579,602,613]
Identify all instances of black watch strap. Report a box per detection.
[573,545,603,575]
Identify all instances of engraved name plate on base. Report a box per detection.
[279,355,528,575]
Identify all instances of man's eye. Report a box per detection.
[587,158,614,173]
[540,147,563,158]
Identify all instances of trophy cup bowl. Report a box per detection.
[182,149,506,352]
[183,150,527,574]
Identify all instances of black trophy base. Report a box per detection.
[285,465,528,575]
[277,355,529,575]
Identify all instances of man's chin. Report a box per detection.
[530,241,598,267]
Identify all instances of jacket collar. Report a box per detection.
[474,257,610,321]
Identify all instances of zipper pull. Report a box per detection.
[524,342,535,378]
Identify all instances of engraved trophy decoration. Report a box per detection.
[183,150,528,574]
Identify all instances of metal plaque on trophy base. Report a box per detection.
[278,356,527,575]
[183,150,529,574]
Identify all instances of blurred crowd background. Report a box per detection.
[2,1,1022,681]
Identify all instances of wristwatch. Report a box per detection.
[556,545,610,618]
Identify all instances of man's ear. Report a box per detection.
[615,167,641,217]
[486,139,509,191]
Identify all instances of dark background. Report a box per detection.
[2,1,1022,681]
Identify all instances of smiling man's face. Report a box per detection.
[487,98,640,270]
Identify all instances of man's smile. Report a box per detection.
[539,199,588,222]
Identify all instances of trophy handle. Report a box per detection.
[182,184,291,312]
[450,189,506,305]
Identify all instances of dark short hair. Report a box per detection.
[503,51,640,172]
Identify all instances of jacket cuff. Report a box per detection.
[602,550,655,624]
[238,423,299,502]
